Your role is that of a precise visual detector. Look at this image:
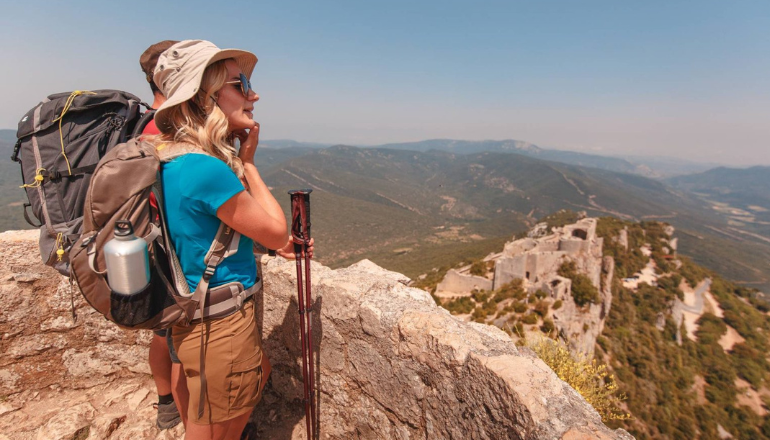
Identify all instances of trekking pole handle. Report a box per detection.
[288,189,312,243]
[303,191,311,240]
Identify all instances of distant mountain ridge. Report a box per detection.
[259,139,334,149]
[0,128,727,178]
[666,166,770,240]
[376,138,541,154]
[370,138,649,176]
[257,137,722,178]
[614,153,719,177]
[666,165,770,197]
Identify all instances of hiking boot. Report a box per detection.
[154,400,181,430]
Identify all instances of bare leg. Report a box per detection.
[149,333,173,395]
[223,410,254,440]
[171,363,190,427]
[184,410,253,440]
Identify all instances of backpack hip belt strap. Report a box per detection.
[190,279,262,322]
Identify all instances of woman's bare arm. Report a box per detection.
[216,122,288,250]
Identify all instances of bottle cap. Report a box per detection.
[114,220,135,237]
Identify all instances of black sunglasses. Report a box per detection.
[225,73,253,97]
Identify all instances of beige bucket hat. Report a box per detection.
[153,39,258,133]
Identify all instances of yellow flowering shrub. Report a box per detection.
[527,335,630,422]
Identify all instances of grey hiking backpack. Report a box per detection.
[11,90,154,275]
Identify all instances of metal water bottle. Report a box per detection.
[104,220,150,295]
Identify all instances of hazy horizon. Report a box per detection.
[2,1,768,166]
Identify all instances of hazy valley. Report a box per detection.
[2,129,769,293]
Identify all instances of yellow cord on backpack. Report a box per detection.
[55,232,65,261]
[20,168,47,188]
[53,90,96,175]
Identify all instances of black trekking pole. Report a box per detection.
[289,189,315,439]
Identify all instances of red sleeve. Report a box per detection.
[141,119,160,136]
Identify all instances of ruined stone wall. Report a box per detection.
[532,252,568,285]
[564,219,597,241]
[617,227,629,251]
[493,251,571,291]
[435,269,493,296]
[493,255,527,288]
[540,276,571,301]
[535,240,560,253]
[503,237,537,256]
[558,238,586,254]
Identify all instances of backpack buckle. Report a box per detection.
[11,139,22,162]
[202,265,216,281]
[81,233,96,248]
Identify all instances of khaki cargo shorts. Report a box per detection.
[172,300,264,424]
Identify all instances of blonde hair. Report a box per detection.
[156,59,244,177]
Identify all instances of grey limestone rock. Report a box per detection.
[0,230,632,439]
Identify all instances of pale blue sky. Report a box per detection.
[1,1,768,165]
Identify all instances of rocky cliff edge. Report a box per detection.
[0,230,632,439]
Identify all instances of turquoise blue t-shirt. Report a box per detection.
[161,153,257,292]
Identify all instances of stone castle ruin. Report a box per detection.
[494,218,603,294]
[437,218,614,355]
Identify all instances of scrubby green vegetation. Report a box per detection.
[596,217,648,278]
[469,259,494,277]
[534,300,550,317]
[595,218,770,439]
[678,255,709,287]
[537,209,581,231]
[558,261,600,306]
[656,274,684,301]
[513,301,528,313]
[469,260,485,276]
[457,281,530,323]
[443,296,474,314]
[471,295,498,322]
[540,318,555,334]
[493,279,525,302]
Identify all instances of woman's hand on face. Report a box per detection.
[236,121,260,164]
[275,237,314,260]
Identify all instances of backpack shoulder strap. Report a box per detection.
[156,142,205,162]
[188,221,240,421]
[130,107,155,139]
[190,222,240,302]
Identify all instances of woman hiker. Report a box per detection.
[150,39,314,440]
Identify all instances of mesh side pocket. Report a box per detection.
[110,266,176,327]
